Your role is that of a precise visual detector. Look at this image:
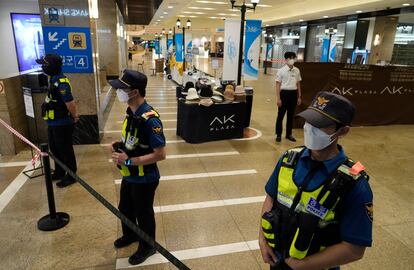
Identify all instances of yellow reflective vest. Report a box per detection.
[42,77,72,120]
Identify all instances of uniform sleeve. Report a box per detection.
[265,157,283,198]
[275,69,283,82]
[339,177,373,247]
[58,83,74,102]
[145,117,166,149]
[296,69,302,82]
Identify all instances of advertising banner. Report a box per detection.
[294,63,414,126]
[267,43,273,59]
[43,26,93,73]
[185,34,192,54]
[223,19,241,81]
[175,33,183,62]
[244,20,262,80]
[321,38,337,62]
[154,40,161,55]
[167,39,173,53]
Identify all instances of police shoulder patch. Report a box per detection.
[59,88,67,95]
[152,126,162,134]
[365,202,373,222]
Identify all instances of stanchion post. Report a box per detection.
[37,143,70,231]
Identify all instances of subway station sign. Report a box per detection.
[43,26,93,73]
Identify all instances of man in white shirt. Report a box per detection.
[275,52,302,142]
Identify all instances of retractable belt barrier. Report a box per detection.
[49,152,191,270]
[0,118,190,269]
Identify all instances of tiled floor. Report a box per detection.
[0,56,413,270]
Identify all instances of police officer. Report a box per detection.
[275,52,302,143]
[36,54,78,188]
[109,70,166,265]
[259,91,373,270]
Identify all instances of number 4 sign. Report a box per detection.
[74,56,88,69]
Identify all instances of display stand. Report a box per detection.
[22,87,45,179]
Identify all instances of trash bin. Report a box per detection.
[155,58,164,73]
[244,86,253,127]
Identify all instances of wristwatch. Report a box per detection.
[124,159,132,166]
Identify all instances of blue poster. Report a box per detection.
[329,43,336,62]
[167,39,173,52]
[155,40,161,55]
[244,20,261,80]
[320,38,329,62]
[42,26,93,73]
[266,43,273,59]
[175,33,183,62]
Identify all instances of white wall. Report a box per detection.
[0,0,40,78]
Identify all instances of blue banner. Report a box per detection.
[155,40,161,55]
[266,43,273,59]
[167,39,173,52]
[320,38,329,62]
[244,20,261,80]
[175,33,183,62]
[42,26,93,73]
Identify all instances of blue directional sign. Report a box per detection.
[42,26,93,73]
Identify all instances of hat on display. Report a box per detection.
[199,84,213,98]
[223,84,235,102]
[244,86,253,95]
[109,69,147,91]
[186,88,199,101]
[297,91,356,128]
[182,81,194,96]
[199,98,214,107]
[234,85,246,102]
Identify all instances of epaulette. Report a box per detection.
[282,146,306,168]
[141,110,160,120]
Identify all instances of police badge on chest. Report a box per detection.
[125,135,137,151]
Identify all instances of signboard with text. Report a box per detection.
[42,26,93,73]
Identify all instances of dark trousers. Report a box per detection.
[119,180,159,251]
[48,124,77,178]
[275,90,298,137]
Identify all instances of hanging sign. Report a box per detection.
[223,19,241,81]
[175,33,183,62]
[244,20,262,80]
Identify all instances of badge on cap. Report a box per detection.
[314,96,330,110]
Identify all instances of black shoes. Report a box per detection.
[276,136,282,142]
[51,173,63,181]
[56,177,76,188]
[286,135,296,142]
[114,236,139,248]
[128,247,156,265]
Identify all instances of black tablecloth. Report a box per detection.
[177,101,246,143]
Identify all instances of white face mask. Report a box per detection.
[287,59,295,66]
[117,89,130,103]
[303,122,336,150]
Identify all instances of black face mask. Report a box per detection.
[42,64,61,76]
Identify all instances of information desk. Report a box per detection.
[176,101,246,143]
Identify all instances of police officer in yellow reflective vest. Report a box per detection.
[259,91,373,270]
[109,70,166,266]
[36,54,79,188]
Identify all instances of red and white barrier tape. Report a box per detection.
[0,118,47,167]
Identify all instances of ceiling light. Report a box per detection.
[299,19,304,22]
[157,19,160,21]
[265,24,269,26]
[196,1,227,4]
[189,6,215,10]
[168,6,173,9]
[323,16,329,18]
[163,12,168,14]
[356,10,362,13]
[209,16,218,19]
[281,22,284,24]
[403,3,410,6]
[160,16,164,18]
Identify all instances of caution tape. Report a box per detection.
[0,117,47,167]
[48,152,191,270]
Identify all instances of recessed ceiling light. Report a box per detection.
[157,19,160,21]
[163,12,168,14]
[403,3,410,6]
[189,6,215,10]
[209,16,218,19]
[281,22,284,24]
[265,24,269,26]
[196,1,227,4]
[299,19,304,22]
[323,15,329,18]
[168,6,173,9]
[160,16,164,18]
[356,10,362,13]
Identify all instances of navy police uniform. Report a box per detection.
[118,101,166,251]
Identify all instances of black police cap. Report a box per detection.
[297,91,356,128]
[35,54,63,66]
[109,69,147,91]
